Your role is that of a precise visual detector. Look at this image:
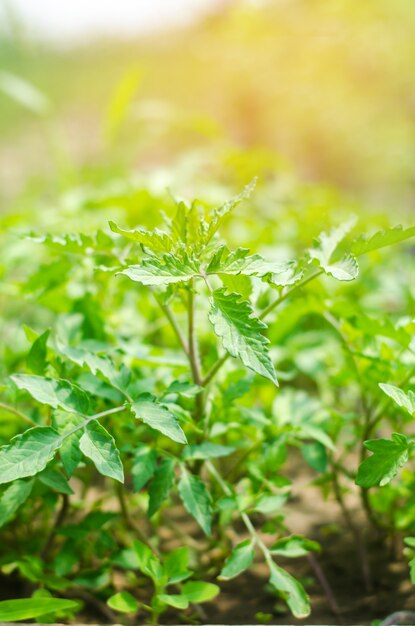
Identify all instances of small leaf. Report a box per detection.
[109,220,173,253]
[163,547,192,584]
[0,597,80,622]
[219,540,255,580]
[379,383,415,416]
[309,219,359,281]
[356,433,410,487]
[181,581,219,603]
[79,421,124,483]
[132,540,162,581]
[131,397,187,444]
[132,445,157,492]
[148,459,175,517]
[107,591,139,614]
[268,561,310,618]
[0,480,33,529]
[178,470,213,536]
[270,535,320,558]
[38,468,74,494]
[253,494,287,514]
[0,427,62,485]
[209,289,277,384]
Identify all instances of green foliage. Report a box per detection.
[1,177,415,625]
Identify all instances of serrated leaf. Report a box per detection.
[178,470,212,536]
[130,397,187,444]
[52,411,83,478]
[379,383,415,416]
[119,254,198,286]
[132,445,157,491]
[182,442,235,461]
[205,179,256,244]
[0,480,34,528]
[310,219,359,281]
[11,374,89,415]
[27,230,112,255]
[323,253,359,281]
[109,220,173,252]
[209,289,277,384]
[356,433,410,487]
[107,591,139,614]
[79,421,124,483]
[0,597,80,622]
[219,540,255,580]
[0,427,63,485]
[268,561,310,618]
[206,246,296,281]
[148,459,175,517]
[181,581,219,603]
[351,225,415,256]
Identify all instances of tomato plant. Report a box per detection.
[0,179,415,624]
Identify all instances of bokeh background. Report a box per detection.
[1,0,415,224]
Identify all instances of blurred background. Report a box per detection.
[1,0,415,221]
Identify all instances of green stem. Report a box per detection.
[62,405,127,440]
[0,401,37,426]
[188,280,202,385]
[156,295,189,357]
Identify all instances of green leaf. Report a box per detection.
[163,547,192,584]
[0,480,33,529]
[270,535,320,558]
[181,581,219,603]
[178,470,212,536]
[38,468,74,494]
[79,421,124,483]
[302,442,328,472]
[148,459,175,517]
[27,329,49,375]
[356,433,410,487]
[130,397,187,444]
[0,427,62,485]
[206,245,297,282]
[11,374,89,414]
[109,220,173,253]
[0,597,80,622]
[132,540,163,580]
[310,219,359,281]
[268,561,310,618]
[119,254,198,286]
[107,591,139,614]
[157,594,189,610]
[351,225,415,256]
[205,179,256,244]
[182,442,235,461]
[209,289,277,384]
[379,383,415,416]
[219,540,255,580]
[253,494,287,514]
[52,411,83,478]
[132,445,157,491]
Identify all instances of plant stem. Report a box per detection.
[40,493,69,560]
[188,280,202,385]
[156,295,189,356]
[116,482,160,556]
[0,401,37,426]
[306,552,341,618]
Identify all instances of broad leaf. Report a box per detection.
[206,245,297,283]
[356,433,410,487]
[310,219,358,281]
[270,535,320,558]
[27,329,49,375]
[0,479,33,528]
[0,427,62,485]
[148,459,175,517]
[131,445,157,491]
[178,470,213,536]
[38,468,74,494]
[11,374,89,415]
[268,561,310,618]
[79,421,124,483]
[379,383,415,416]
[130,397,187,444]
[183,442,235,461]
[0,597,80,622]
[163,546,192,584]
[209,289,277,384]
[219,540,255,580]
[181,581,219,603]
[157,594,189,609]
